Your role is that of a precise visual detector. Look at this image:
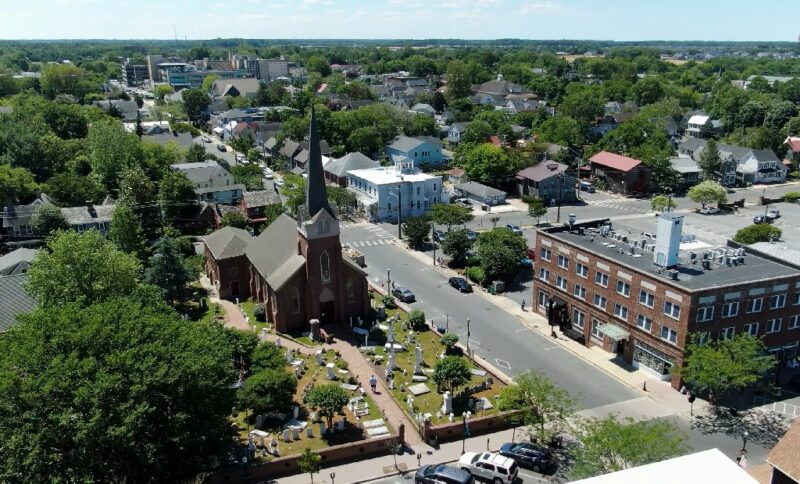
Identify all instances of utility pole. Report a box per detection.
[397,183,403,240]
[431,221,436,266]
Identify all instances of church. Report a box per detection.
[203,107,370,332]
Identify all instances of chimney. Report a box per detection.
[86,201,97,218]
[654,214,683,269]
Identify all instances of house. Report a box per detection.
[454,181,507,206]
[324,152,380,187]
[1,193,56,250]
[61,202,115,234]
[0,274,37,333]
[123,120,170,134]
[686,114,710,138]
[650,116,680,139]
[210,78,261,100]
[240,190,282,225]
[669,157,701,191]
[516,162,577,204]
[386,135,448,168]
[472,76,526,96]
[347,167,442,222]
[301,139,331,157]
[170,161,244,205]
[0,248,37,276]
[784,136,800,170]
[205,108,370,331]
[588,151,650,195]
[92,99,140,121]
[142,131,195,149]
[469,93,506,107]
[678,139,786,185]
[447,122,470,145]
[503,99,543,114]
[750,419,800,484]
[279,138,302,168]
[604,101,621,115]
[203,226,252,299]
[294,149,310,170]
[410,103,436,117]
[448,168,467,185]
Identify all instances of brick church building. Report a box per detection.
[203,107,370,332]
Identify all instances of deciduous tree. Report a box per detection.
[650,194,676,213]
[298,448,321,484]
[687,180,727,209]
[402,216,431,250]
[109,202,147,260]
[733,224,782,244]
[497,370,576,444]
[220,210,248,229]
[433,356,472,394]
[0,164,38,205]
[441,228,474,266]
[238,368,296,415]
[476,227,527,283]
[429,204,474,228]
[30,203,68,237]
[306,384,349,428]
[455,143,517,183]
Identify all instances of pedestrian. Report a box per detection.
[521,299,525,311]
[369,374,378,393]
[391,281,396,290]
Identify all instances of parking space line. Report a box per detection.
[495,358,511,370]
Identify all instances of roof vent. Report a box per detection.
[547,163,558,171]
[668,269,679,280]
[701,260,711,270]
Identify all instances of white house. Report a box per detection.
[686,114,710,138]
[347,167,443,222]
[170,161,244,205]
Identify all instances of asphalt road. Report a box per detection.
[340,223,639,411]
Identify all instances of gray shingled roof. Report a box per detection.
[61,204,115,225]
[389,135,442,152]
[142,132,195,149]
[280,139,301,158]
[456,181,507,199]
[0,248,37,276]
[517,162,569,182]
[203,226,252,260]
[243,190,281,208]
[295,149,309,164]
[245,214,305,289]
[0,274,37,332]
[324,152,379,178]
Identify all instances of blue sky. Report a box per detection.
[1,0,797,41]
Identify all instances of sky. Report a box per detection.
[1,0,798,42]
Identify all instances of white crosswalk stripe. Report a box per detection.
[345,239,394,248]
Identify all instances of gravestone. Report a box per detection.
[282,429,291,442]
[337,419,346,431]
[292,428,300,440]
[449,413,455,423]
[309,319,320,341]
[408,383,431,396]
[285,349,294,363]
[319,422,326,435]
[389,379,395,390]
[293,406,299,420]
[306,426,314,438]
[275,338,281,348]
[387,352,397,371]
[294,366,302,378]
[314,350,324,365]
[406,395,414,411]
[326,363,337,380]
[415,346,423,366]
[387,323,395,343]
[441,391,453,414]
[255,415,264,428]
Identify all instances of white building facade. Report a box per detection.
[347,167,443,222]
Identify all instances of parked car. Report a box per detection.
[216,144,227,152]
[455,198,473,208]
[579,181,596,193]
[263,168,274,180]
[753,215,772,224]
[519,258,533,268]
[201,136,211,143]
[392,286,416,303]
[499,442,553,473]
[465,230,478,241]
[767,209,781,220]
[236,154,246,162]
[415,464,473,484]
[433,229,447,242]
[449,276,472,293]
[506,224,523,235]
[459,452,518,483]
[699,207,720,215]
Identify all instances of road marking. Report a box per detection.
[495,358,511,370]
[542,345,562,351]
[514,327,534,333]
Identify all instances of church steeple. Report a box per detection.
[305,105,335,219]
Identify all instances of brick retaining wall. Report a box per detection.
[423,410,522,445]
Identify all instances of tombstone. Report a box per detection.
[326,363,337,380]
[449,412,455,423]
[309,319,321,341]
[399,383,406,392]
[255,415,264,429]
[387,323,395,343]
[364,331,369,347]
[293,406,299,420]
[486,376,494,386]
[319,422,327,435]
[298,359,305,372]
[389,379,395,390]
[294,366,302,378]
[384,366,392,381]
[275,338,281,348]
[387,352,397,371]
[436,411,442,420]
[415,346,423,366]
[413,363,422,375]
[292,428,300,440]
[439,350,446,360]
[315,350,325,365]
[270,438,279,454]
[285,349,294,363]
[282,429,291,442]
[442,391,453,414]
[306,426,314,438]
[337,419,346,431]
[310,411,319,423]
[466,411,472,419]
[407,395,414,411]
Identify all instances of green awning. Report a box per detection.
[598,323,630,342]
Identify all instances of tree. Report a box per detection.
[497,370,576,444]
[27,230,141,307]
[402,216,431,250]
[306,384,349,428]
[733,224,782,245]
[0,298,236,482]
[87,119,143,190]
[408,310,427,330]
[154,85,174,102]
[778,78,800,104]
[280,173,306,216]
[159,170,198,226]
[231,163,264,190]
[306,55,331,77]
[182,88,211,124]
[737,101,767,128]
[327,186,357,217]
[30,203,69,237]
[679,334,776,403]
[144,237,191,303]
[525,197,548,225]
[445,60,472,102]
[185,143,212,163]
[221,210,248,229]
[250,341,288,373]
[476,227,527,283]
[455,143,517,183]
[0,164,38,205]
[40,64,93,99]
[45,172,103,206]
[698,139,722,180]
[433,356,472,394]
[537,115,584,147]
[687,180,727,209]
[298,448,322,484]
[441,333,459,352]
[560,87,605,126]
[201,74,219,92]
[631,76,665,106]
[347,126,383,155]
[238,368,296,415]
[461,120,494,144]
[429,204,474,228]
[441,229,474,267]
[109,202,147,260]
[650,195,676,213]
[256,81,289,106]
[569,415,689,479]
[764,101,797,131]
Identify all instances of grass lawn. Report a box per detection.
[232,349,385,461]
[364,293,504,425]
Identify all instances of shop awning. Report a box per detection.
[598,323,630,341]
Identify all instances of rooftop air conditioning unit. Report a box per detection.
[668,269,679,280]
[701,260,711,270]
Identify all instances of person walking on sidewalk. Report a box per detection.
[520,299,525,311]
[369,374,378,393]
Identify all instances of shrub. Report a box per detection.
[334,359,349,370]
[381,294,396,309]
[733,224,782,245]
[253,303,266,321]
[465,255,481,268]
[466,266,485,285]
[441,333,459,350]
[785,191,800,203]
[408,310,427,330]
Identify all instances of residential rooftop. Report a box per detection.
[538,219,798,292]
[347,167,440,185]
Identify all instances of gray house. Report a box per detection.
[454,181,507,206]
[0,248,37,276]
[0,274,37,333]
[324,152,379,186]
[516,162,576,204]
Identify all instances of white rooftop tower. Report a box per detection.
[654,214,683,269]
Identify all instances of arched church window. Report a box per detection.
[347,278,355,303]
[291,287,301,314]
[320,251,331,282]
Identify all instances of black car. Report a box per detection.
[449,276,472,293]
[499,442,553,473]
[415,464,473,484]
[392,286,416,303]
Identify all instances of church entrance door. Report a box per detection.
[319,288,336,325]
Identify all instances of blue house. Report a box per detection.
[385,136,449,169]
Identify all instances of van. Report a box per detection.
[415,464,473,484]
[579,181,595,193]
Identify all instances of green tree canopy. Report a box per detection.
[182,88,211,124]
[733,224,782,244]
[221,210,248,229]
[306,55,331,77]
[445,60,472,101]
[26,230,141,307]
[0,164,38,205]
[525,196,548,224]
[88,118,144,191]
[402,215,431,250]
[0,298,236,482]
[687,180,727,208]
[44,171,103,207]
[429,204,474,228]
[455,143,517,183]
[698,139,722,180]
[306,384,349,428]
[144,237,191,303]
[159,170,198,226]
[650,194,677,213]
[280,173,306,216]
[679,334,776,402]
[298,447,322,483]
[433,356,472,394]
[30,203,69,237]
[476,227,527,283]
[537,115,584,147]
[569,415,689,479]
[238,368,296,415]
[440,228,474,266]
[109,202,147,260]
[250,341,288,373]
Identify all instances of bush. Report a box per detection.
[785,191,800,203]
[381,294,396,309]
[466,266,485,285]
[253,303,266,321]
[733,224,782,245]
[408,310,426,330]
[441,333,459,350]
[465,255,481,267]
[334,359,349,370]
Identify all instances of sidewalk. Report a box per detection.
[200,276,250,331]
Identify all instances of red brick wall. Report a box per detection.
[423,411,521,444]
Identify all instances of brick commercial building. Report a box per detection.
[533,215,800,390]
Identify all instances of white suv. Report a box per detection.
[458,452,518,483]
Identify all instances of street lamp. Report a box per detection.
[330,472,336,484]
[387,268,391,290]
[741,430,749,453]
[461,414,467,454]
[466,318,471,356]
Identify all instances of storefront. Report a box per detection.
[632,339,675,381]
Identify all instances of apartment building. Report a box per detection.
[533,215,800,389]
